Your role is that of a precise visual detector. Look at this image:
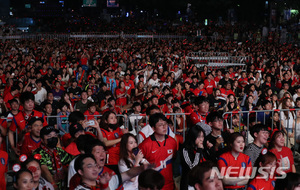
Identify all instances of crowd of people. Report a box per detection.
[0,20,300,190]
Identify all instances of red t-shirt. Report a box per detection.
[65,142,80,156]
[124,80,135,95]
[247,175,275,190]
[139,135,177,190]
[220,88,235,98]
[0,119,7,151]
[189,111,208,125]
[115,88,127,107]
[270,147,294,174]
[101,128,123,165]
[0,150,8,190]
[20,134,41,157]
[83,110,100,120]
[193,88,207,97]
[3,92,14,110]
[218,152,252,189]
[10,110,48,133]
[204,79,216,95]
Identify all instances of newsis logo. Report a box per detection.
[210,167,288,180]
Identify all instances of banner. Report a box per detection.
[83,0,97,7]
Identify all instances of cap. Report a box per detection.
[174,65,179,68]
[28,117,44,126]
[40,125,58,138]
[69,123,84,138]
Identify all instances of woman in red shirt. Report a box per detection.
[269,130,296,174]
[115,81,128,107]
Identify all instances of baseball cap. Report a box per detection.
[28,117,44,126]
[69,123,84,138]
[40,126,59,138]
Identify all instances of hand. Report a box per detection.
[135,150,144,163]
[215,136,224,147]
[98,171,114,185]
[121,128,128,134]
[206,141,213,149]
[90,119,100,129]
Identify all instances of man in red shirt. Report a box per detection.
[139,113,177,190]
[124,73,135,96]
[220,81,235,98]
[20,117,44,157]
[204,72,216,95]
[4,85,19,110]
[190,96,210,126]
[8,92,47,156]
[238,71,249,89]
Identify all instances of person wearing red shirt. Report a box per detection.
[84,102,100,120]
[172,82,184,101]
[115,81,128,107]
[190,96,210,126]
[247,152,277,190]
[20,117,44,157]
[220,81,235,98]
[218,132,252,189]
[139,113,177,190]
[269,130,296,174]
[101,97,122,115]
[124,73,135,95]
[193,81,208,97]
[204,72,216,95]
[65,123,86,156]
[8,92,47,156]
[4,85,19,110]
[238,71,249,89]
[0,68,6,84]
[100,111,128,171]
[0,135,8,190]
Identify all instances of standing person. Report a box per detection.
[139,113,177,190]
[8,92,47,156]
[180,125,213,190]
[118,133,147,190]
[33,126,73,189]
[218,132,252,189]
[269,130,296,174]
[22,157,54,190]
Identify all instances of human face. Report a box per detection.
[264,103,272,110]
[43,131,58,144]
[229,95,235,103]
[152,97,158,105]
[47,93,54,101]
[195,169,223,190]
[11,102,19,111]
[199,102,209,114]
[195,131,204,148]
[80,158,100,181]
[92,145,106,167]
[24,99,34,112]
[275,133,285,148]
[14,172,34,190]
[26,161,41,183]
[45,104,52,114]
[81,92,88,100]
[153,119,168,136]
[89,106,96,114]
[107,113,117,124]
[232,136,245,153]
[149,108,160,115]
[133,105,141,113]
[256,130,269,145]
[262,160,276,175]
[31,121,43,138]
[127,136,137,153]
[210,118,223,130]
[285,99,292,108]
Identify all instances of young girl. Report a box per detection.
[247,152,277,190]
[115,81,128,107]
[22,157,54,190]
[280,97,295,148]
[269,130,296,174]
[100,111,128,173]
[218,132,252,189]
[13,169,34,190]
[180,125,213,190]
[118,133,147,190]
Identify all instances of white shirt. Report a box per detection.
[34,87,47,105]
[118,159,139,190]
[137,124,175,144]
[148,78,160,87]
[67,156,77,187]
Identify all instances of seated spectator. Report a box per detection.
[56,102,70,135]
[33,125,73,189]
[138,169,165,190]
[13,169,34,190]
[74,91,91,113]
[188,161,223,190]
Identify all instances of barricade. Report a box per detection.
[223,108,300,147]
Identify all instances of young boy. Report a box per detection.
[139,113,177,190]
[244,124,269,166]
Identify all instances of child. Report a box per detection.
[57,102,70,135]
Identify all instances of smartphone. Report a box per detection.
[132,147,139,156]
[87,120,95,126]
